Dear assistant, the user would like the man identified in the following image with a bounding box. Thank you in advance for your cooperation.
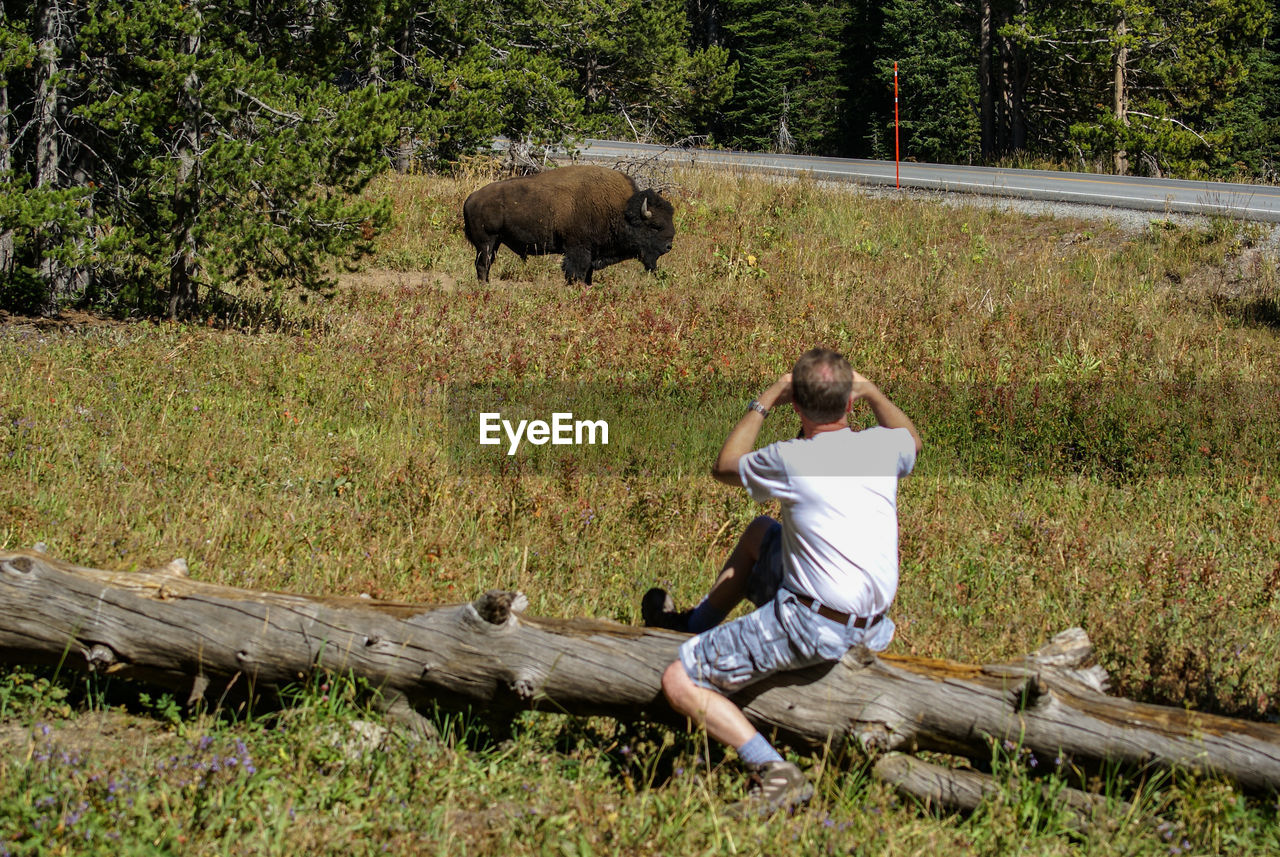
[642,348,922,816]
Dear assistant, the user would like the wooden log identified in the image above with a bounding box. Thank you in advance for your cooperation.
[4,548,1280,792]
[871,754,1132,832]
[0,548,682,724]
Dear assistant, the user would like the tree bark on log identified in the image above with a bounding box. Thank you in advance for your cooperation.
[4,548,1280,795]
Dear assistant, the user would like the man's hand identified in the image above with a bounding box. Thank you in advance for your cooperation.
[759,373,793,410]
[850,369,871,403]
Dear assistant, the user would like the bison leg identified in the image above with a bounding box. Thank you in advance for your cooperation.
[562,247,593,285]
[473,242,498,283]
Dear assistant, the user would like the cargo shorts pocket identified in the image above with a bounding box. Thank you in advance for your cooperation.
[682,605,793,692]
[709,647,754,690]
[812,618,854,660]
[680,631,756,691]
[776,594,853,662]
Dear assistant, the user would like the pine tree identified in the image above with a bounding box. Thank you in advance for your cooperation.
[494,0,734,144]
[1008,0,1272,175]
[873,0,981,163]
[1,4,27,283]
[1226,0,1280,180]
[977,0,1028,158]
[0,0,410,317]
[719,0,853,153]
[0,1,92,313]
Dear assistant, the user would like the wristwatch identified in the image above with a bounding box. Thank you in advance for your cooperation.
[746,399,769,417]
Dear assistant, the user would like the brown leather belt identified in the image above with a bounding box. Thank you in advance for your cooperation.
[791,591,884,629]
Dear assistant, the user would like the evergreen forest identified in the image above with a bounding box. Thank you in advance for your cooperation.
[3,0,1279,317]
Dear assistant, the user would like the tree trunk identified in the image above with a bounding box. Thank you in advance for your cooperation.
[687,0,723,49]
[1113,15,1129,176]
[67,149,93,299]
[393,15,415,175]
[0,6,12,279]
[979,0,995,158]
[1009,0,1027,152]
[169,9,202,320]
[35,0,64,306]
[5,548,1280,794]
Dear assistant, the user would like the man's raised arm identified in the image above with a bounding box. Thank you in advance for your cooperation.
[852,371,923,456]
[711,374,792,486]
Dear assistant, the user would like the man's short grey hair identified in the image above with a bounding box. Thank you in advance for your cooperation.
[792,348,853,423]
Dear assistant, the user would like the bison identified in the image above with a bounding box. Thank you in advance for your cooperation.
[462,165,675,285]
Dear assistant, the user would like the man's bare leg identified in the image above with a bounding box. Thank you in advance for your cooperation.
[660,656,813,815]
[660,660,756,747]
[643,515,775,630]
[702,515,775,614]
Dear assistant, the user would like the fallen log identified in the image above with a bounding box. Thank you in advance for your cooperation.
[871,753,1135,833]
[4,548,1280,796]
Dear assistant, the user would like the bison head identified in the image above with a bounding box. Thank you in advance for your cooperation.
[624,189,676,272]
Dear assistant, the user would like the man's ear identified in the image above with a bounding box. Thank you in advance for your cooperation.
[845,394,855,413]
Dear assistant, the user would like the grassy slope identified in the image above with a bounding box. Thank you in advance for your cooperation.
[1,167,1279,855]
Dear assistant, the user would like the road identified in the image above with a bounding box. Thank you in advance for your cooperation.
[572,139,1280,224]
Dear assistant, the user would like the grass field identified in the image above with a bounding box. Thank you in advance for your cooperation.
[2,165,1279,855]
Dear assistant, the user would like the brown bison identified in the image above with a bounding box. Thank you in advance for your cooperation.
[462,165,675,284]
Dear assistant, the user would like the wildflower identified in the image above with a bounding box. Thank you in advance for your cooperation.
[64,801,89,827]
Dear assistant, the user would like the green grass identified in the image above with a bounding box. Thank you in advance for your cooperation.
[2,165,1279,854]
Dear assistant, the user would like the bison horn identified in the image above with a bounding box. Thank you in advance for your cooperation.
[641,197,651,219]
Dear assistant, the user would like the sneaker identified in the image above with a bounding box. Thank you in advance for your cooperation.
[727,760,814,818]
[640,587,692,632]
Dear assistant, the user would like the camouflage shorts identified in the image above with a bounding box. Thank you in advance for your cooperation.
[678,521,895,693]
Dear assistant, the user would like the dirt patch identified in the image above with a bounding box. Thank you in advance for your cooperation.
[0,709,180,767]
[0,308,135,333]
[343,269,462,294]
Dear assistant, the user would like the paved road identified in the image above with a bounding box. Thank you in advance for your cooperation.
[573,139,1280,224]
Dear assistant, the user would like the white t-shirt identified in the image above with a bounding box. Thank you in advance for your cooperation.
[738,426,917,616]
